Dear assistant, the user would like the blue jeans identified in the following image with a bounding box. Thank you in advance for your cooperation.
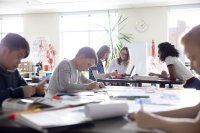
[183,78,200,90]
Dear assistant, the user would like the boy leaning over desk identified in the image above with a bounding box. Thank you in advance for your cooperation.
[128,25,200,133]
[45,46,105,98]
[0,33,47,107]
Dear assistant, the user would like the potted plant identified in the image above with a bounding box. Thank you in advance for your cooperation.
[98,10,133,67]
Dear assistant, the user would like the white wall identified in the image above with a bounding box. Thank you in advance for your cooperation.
[22,6,169,69]
[119,7,168,53]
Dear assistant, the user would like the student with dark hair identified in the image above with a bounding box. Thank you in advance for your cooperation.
[89,45,116,81]
[108,46,130,74]
[0,33,47,106]
[149,42,200,90]
[46,46,104,97]
[128,24,200,133]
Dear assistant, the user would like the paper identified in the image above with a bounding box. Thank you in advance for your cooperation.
[85,102,128,120]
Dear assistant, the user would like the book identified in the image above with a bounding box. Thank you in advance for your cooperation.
[2,98,52,111]
[14,102,128,133]
[15,106,93,133]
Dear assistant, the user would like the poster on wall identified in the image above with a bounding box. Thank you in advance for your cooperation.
[29,36,56,71]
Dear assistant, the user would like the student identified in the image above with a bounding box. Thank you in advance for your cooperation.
[149,42,200,90]
[0,33,47,106]
[46,46,104,97]
[128,25,200,133]
[89,45,116,81]
[107,46,130,74]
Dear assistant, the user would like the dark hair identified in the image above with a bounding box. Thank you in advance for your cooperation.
[97,45,110,66]
[0,33,30,58]
[117,46,130,66]
[158,42,179,61]
[76,46,97,64]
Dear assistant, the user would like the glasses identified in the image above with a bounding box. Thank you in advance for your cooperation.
[120,52,128,56]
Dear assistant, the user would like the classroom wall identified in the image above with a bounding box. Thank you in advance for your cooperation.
[23,13,60,67]
[22,6,169,68]
[118,6,168,52]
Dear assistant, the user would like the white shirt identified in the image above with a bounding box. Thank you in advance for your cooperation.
[107,58,128,74]
[165,56,193,81]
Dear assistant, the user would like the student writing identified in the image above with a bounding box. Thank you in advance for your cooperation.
[0,33,47,106]
[46,46,104,97]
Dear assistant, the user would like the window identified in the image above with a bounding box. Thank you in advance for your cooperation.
[0,16,23,40]
[60,11,118,60]
[168,7,200,76]
[168,7,200,63]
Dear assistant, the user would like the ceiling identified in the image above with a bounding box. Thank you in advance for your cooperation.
[0,0,200,14]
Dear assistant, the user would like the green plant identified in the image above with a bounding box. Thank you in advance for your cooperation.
[98,11,133,67]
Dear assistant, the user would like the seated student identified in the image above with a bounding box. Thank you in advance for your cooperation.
[89,45,116,81]
[149,42,200,90]
[128,25,200,133]
[107,46,130,74]
[0,33,47,106]
[46,46,104,97]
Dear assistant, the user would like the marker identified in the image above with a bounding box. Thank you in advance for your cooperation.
[0,108,42,120]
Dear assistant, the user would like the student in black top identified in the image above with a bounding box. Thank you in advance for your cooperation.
[0,33,47,106]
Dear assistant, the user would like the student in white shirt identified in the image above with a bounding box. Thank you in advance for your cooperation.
[108,46,130,74]
[149,42,200,90]
[128,24,200,133]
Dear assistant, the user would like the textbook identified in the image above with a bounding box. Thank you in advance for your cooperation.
[2,98,52,111]
[15,107,93,133]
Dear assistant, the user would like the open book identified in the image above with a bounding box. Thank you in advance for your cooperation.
[2,98,52,111]
[15,107,93,133]
[14,102,128,133]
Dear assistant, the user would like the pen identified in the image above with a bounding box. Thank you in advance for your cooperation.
[140,99,143,111]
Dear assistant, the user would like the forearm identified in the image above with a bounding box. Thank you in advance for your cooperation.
[154,105,200,118]
[64,83,88,92]
[0,87,24,106]
[93,71,107,79]
[155,117,200,133]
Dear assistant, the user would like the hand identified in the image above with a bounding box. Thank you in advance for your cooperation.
[22,85,36,97]
[98,82,105,88]
[149,72,156,76]
[36,78,48,95]
[87,82,100,90]
[128,112,137,121]
[161,71,168,78]
[135,111,157,129]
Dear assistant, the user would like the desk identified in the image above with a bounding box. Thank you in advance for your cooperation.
[0,87,199,133]
[97,78,183,88]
